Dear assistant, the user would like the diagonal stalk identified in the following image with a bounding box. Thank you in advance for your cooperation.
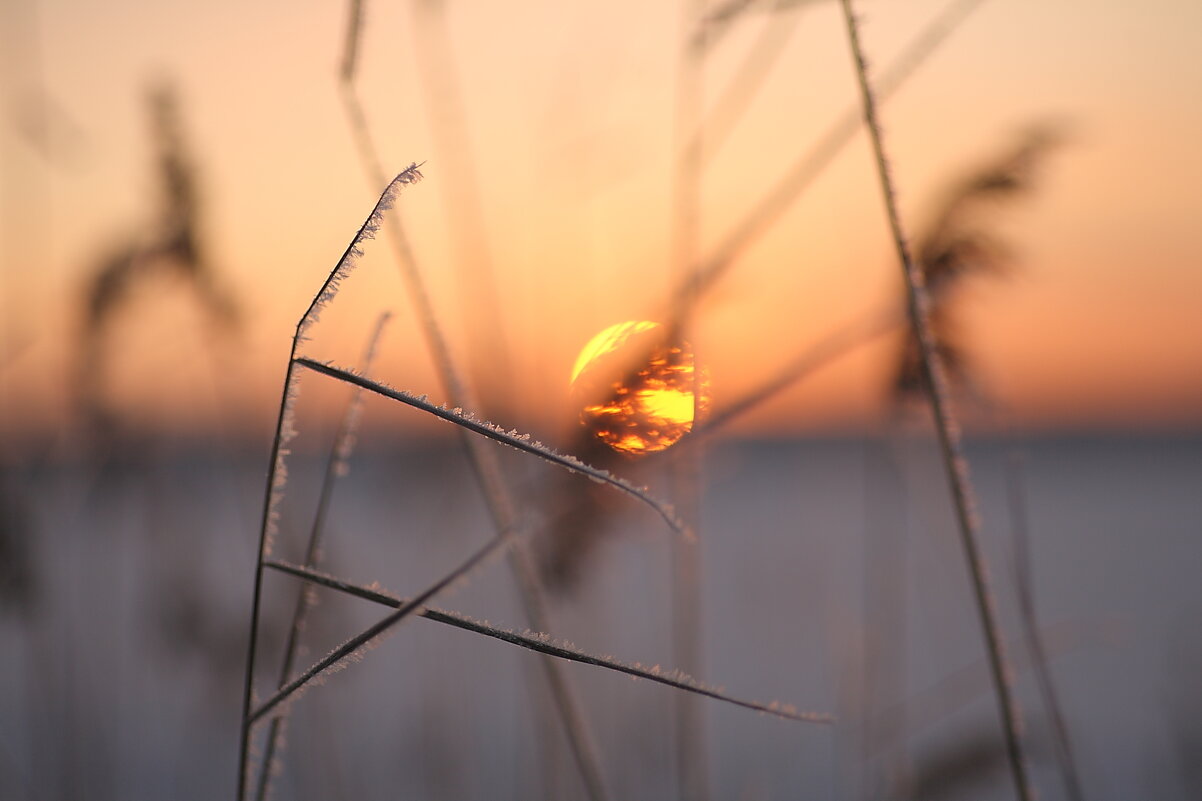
[294,358,688,537]
[837,2,1032,799]
[1007,455,1086,801]
[338,17,615,795]
[670,1,710,798]
[262,559,835,725]
[253,313,391,801]
[237,167,423,800]
[249,523,516,725]
[670,0,990,319]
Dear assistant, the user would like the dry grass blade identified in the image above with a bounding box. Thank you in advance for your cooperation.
[872,617,1111,748]
[249,525,515,726]
[1007,455,1086,801]
[253,312,391,801]
[672,0,990,318]
[337,11,612,797]
[698,306,903,436]
[339,0,364,83]
[293,357,689,537]
[411,0,514,415]
[297,166,424,341]
[692,0,808,166]
[837,1,1032,799]
[671,0,709,791]
[263,560,835,725]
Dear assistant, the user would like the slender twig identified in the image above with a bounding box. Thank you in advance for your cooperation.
[671,1,710,798]
[249,526,515,725]
[253,312,391,801]
[872,616,1109,748]
[337,12,613,796]
[410,0,514,414]
[294,357,688,537]
[860,435,912,799]
[339,0,364,83]
[837,3,1032,800]
[1007,454,1086,801]
[671,0,989,318]
[237,167,423,800]
[692,0,807,167]
[263,560,835,725]
[696,305,902,436]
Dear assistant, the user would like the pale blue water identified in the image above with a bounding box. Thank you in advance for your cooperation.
[2,432,1199,800]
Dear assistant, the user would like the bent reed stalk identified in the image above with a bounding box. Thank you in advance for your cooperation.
[239,165,700,798]
[253,312,391,801]
[237,165,422,801]
[263,559,834,725]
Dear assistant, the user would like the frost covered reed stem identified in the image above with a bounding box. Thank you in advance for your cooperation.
[253,312,391,801]
[836,3,1032,799]
[237,167,422,801]
[262,559,835,725]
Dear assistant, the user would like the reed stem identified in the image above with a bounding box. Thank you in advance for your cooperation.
[837,2,1032,798]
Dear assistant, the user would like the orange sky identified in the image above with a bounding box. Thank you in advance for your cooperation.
[2,0,1200,447]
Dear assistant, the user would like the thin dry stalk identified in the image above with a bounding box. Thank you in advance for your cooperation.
[836,3,1032,799]
[411,0,514,416]
[295,358,688,537]
[670,0,989,318]
[253,312,391,801]
[691,0,808,167]
[872,616,1109,749]
[337,12,614,792]
[1007,454,1086,801]
[696,305,902,436]
[237,166,423,801]
[249,524,516,725]
[860,437,912,799]
[263,559,835,725]
[670,0,710,797]
[339,0,364,83]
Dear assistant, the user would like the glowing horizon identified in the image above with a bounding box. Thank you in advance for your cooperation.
[2,0,1200,447]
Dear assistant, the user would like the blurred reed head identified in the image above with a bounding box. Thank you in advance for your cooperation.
[892,124,1064,405]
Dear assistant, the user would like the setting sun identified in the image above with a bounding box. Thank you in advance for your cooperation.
[569,321,710,455]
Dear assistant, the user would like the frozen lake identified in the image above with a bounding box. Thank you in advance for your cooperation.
[3,431,1200,800]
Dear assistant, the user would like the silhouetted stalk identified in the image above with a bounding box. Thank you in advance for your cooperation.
[1007,454,1086,801]
[411,0,514,416]
[872,616,1108,749]
[672,0,989,316]
[837,3,1032,800]
[295,358,687,537]
[249,527,515,725]
[338,13,613,795]
[339,0,364,83]
[253,312,390,801]
[692,0,805,167]
[672,1,710,797]
[262,560,835,724]
[697,305,902,436]
[237,168,422,800]
[860,437,911,799]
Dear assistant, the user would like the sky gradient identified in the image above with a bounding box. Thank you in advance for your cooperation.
[2,0,1200,446]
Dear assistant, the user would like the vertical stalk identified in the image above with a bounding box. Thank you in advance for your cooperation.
[671,2,709,799]
[253,313,390,801]
[338,42,612,798]
[1007,454,1086,801]
[836,2,1032,799]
